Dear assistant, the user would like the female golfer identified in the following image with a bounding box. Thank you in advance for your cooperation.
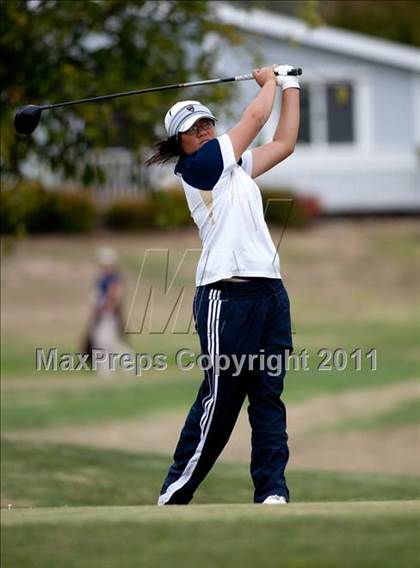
[146,65,300,505]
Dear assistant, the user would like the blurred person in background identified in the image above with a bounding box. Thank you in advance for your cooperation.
[82,246,129,376]
[147,65,300,505]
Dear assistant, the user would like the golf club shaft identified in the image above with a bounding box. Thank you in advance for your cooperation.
[39,69,302,111]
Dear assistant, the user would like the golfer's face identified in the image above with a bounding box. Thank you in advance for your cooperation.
[180,118,215,154]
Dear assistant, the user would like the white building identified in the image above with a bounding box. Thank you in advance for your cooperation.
[65,4,420,213]
[210,4,420,213]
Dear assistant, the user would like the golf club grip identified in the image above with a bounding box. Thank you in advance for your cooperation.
[287,68,302,76]
[235,68,302,81]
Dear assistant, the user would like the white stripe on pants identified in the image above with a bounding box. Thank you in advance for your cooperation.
[158,290,221,505]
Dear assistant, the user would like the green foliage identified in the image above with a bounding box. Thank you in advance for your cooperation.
[296,0,324,28]
[104,197,159,231]
[261,189,321,228]
[104,188,320,232]
[104,190,191,231]
[0,184,319,235]
[29,190,97,233]
[1,1,237,184]
[0,182,96,234]
[250,0,420,47]
[0,180,43,235]
[151,189,191,229]
[328,0,420,47]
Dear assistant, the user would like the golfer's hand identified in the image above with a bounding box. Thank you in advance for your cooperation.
[274,64,300,91]
[253,66,276,88]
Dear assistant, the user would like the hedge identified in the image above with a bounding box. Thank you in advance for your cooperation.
[1,182,321,234]
[151,189,191,229]
[104,189,320,232]
[104,198,159,231]
[104,190,191,231]
[1,181,96,234]
[261,188,322,229]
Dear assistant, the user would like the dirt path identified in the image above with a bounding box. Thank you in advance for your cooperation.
[6,379,420,476]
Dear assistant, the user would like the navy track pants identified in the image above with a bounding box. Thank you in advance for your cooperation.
[158,278,293,505]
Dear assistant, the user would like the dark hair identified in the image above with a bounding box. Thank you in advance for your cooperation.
[145,135,184,167]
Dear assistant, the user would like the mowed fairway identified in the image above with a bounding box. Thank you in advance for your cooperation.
[3,502,420,568]
[2,440,420,567]
[1,219,420,567]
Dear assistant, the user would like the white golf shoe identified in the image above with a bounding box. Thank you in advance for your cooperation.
[262,495,287,505]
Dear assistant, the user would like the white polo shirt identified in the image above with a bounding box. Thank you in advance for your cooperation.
[175,134,281,286]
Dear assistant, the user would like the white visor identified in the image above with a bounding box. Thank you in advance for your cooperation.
[178,112,215,133]
[165,101,216,138]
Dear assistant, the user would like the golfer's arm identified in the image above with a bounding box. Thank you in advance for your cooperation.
[251,88,300,178]
[228,79,277,162]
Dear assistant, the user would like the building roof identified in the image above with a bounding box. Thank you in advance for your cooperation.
[216,3,420,72]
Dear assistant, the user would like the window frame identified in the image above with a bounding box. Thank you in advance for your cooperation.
[263,68,373,154]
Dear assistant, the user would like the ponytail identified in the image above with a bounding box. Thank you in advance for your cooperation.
[145,136,183,167]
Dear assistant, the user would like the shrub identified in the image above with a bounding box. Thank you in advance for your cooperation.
[0,181,96,234]
[104,190,191,231]
[28,190,96,233]
[0,182,321,235]
[104,198,159,231]
[1,180,44,234]
[151,189,191,229]
[261,188,321,228]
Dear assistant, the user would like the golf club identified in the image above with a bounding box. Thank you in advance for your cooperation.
[14,67,302,135]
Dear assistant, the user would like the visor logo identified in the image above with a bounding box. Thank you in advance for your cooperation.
[186,105,194,112]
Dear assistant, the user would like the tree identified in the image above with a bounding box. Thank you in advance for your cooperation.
[325,0,420,48]
[235,1,420,46]
[0,0,239,186]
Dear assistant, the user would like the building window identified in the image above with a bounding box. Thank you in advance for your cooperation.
[297,82,355,145]
[327,83,354,143]
[297,85,311,144]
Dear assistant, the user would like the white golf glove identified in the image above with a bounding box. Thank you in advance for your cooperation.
[274,65,300,91]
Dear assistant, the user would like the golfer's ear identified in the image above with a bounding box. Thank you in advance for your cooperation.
[228,112,263,162]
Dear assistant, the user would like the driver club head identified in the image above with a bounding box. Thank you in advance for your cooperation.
[14,105,43,135]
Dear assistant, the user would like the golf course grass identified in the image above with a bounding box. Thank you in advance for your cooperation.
[2,440,420,507]
[2,440,420,567]
[2,222,419,567]
[3,502,420,568]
